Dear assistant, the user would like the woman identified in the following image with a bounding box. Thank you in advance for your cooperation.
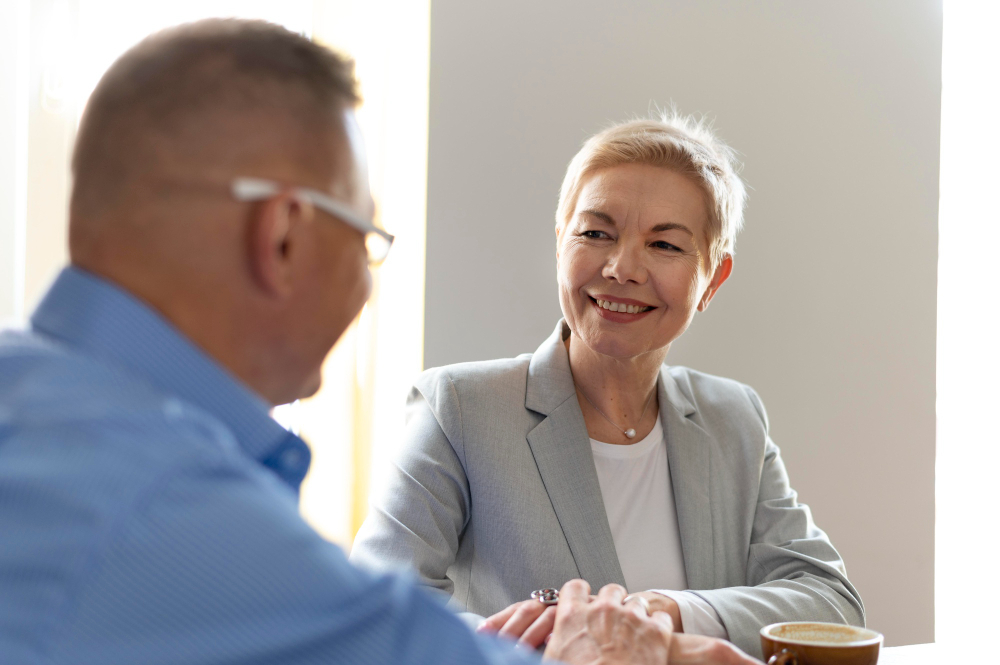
[350,113,864,658]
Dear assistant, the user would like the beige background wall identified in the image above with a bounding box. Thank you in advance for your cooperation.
[424,0,941,647]
[0,1,24,324]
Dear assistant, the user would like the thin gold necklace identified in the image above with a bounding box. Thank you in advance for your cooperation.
[577,387,655,439]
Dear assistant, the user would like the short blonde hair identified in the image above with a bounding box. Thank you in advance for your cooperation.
[556,112,747,268]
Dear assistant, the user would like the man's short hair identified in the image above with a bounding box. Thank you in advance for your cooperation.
[70,18,360,223]
[556,112,747,269]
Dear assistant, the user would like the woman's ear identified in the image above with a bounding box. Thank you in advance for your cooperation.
[247,190,313,298]
[698,254,734,312]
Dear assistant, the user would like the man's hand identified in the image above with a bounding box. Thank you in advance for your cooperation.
[543,580,674,665]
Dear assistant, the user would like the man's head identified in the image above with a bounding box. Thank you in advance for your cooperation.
[69,19,375,405]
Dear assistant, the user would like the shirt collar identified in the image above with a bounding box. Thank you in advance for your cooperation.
[30,266,311,491]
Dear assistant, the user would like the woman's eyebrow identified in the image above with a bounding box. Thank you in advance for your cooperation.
[581,210,694,237]
[650,222,694,236]
[580,209,616,225]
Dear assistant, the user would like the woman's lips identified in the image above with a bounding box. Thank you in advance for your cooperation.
[588,295,656,321]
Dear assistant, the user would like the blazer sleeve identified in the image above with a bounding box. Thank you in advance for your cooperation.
[350,369,470,600]
[691,386,866,658]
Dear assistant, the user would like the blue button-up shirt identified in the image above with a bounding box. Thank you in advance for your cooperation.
[0,267,537,665]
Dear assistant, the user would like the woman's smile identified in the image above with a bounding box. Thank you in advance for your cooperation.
[587,293,657,321]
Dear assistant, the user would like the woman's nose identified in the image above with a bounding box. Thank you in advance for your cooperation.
[602,242,646,284]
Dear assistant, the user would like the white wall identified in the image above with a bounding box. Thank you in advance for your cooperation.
[935,0,1000,645]
[425,0,940,647]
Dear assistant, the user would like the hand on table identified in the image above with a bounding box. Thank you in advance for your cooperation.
[542,580,674,664]
[479,588,683,649]
[477,580,762,665]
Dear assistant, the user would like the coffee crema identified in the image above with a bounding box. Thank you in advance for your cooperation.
[766,623,881,646]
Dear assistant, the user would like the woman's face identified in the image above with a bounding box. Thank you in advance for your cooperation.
[556,163,731,361]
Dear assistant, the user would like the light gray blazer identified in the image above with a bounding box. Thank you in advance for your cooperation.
[350,321,864,657]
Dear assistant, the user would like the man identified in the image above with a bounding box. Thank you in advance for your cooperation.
[0,19,759,665]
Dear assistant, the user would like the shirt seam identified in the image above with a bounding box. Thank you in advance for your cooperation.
[741,384,768,432]
[441,372,475,613]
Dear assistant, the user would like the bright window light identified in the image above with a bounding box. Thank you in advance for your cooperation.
[72,1,314,119]
[936,0,1000,645]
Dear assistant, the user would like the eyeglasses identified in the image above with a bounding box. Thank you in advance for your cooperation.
[231,177,394,265]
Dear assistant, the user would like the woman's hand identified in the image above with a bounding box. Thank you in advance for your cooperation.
[624,591,684,633]
[478,597,558,649]
[667,633,761,665]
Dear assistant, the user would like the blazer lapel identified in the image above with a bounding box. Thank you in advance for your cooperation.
[659,368,716,590]
[525,321,626,591]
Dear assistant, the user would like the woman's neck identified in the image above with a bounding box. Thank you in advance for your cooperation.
[565,334,667,445]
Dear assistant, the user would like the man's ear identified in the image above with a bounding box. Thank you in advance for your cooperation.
[247,191,313,298]
[698,254,733,312]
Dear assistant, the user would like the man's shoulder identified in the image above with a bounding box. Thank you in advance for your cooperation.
[0,328,242,482]
[0,329,267,655]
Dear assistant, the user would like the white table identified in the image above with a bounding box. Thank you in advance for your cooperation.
[878,643,938,664]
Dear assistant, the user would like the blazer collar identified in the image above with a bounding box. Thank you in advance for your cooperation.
[524,321,618,588]
[524,319,715,591]
[525,320,576,415]
[657,371,716,590]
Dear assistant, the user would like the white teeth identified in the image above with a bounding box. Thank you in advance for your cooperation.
[594,297,651,314]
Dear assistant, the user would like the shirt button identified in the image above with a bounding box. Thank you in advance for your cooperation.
[280,447,303,470]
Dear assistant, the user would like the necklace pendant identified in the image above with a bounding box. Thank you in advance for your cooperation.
[625,428,636,439]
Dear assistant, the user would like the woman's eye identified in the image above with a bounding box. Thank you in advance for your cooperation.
[652,241,680,251]
[581,230,610,240]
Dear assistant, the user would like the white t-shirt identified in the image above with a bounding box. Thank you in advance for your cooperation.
[590,415,728,639]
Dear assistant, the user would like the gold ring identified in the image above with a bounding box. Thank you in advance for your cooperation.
[622,593,651,616]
